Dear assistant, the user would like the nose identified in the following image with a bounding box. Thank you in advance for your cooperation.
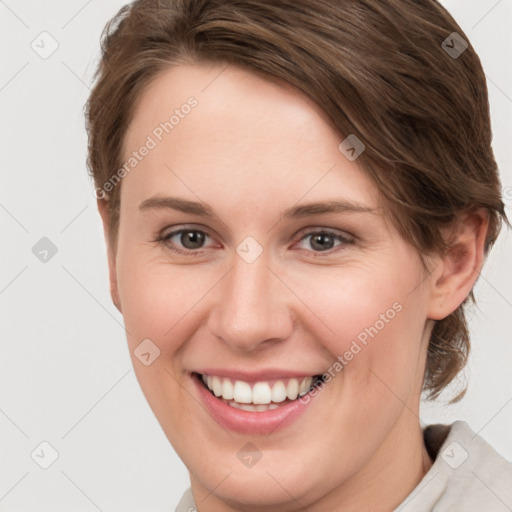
[207,251,294,352]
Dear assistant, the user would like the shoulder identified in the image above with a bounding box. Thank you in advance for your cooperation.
[173,487,195,512]
[397,421,512,511]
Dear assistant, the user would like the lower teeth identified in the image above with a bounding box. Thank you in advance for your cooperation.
[223,399,282,412]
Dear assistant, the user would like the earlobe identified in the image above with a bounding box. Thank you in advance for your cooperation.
[427,209,489,321]
[97,199,122,313]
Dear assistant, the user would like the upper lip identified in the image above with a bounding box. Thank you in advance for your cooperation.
[193,368,322,383]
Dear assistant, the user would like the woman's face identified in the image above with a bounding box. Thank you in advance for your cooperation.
[110,63,435,508]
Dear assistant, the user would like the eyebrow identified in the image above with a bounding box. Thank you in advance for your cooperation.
[138,196,377,218]
[139,196,215,217]
[281,199,377,218]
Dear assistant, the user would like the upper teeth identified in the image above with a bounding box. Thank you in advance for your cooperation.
[202,375,314,404]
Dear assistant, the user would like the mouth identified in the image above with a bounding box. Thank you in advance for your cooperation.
[193,372,324,412]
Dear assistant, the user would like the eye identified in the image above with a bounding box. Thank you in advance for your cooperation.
[156,227,216,255]
[155,226,354,257]
[294,229,353,254]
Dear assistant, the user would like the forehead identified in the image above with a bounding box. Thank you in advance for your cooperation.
[125,62,334,146]
[121,63,381,212]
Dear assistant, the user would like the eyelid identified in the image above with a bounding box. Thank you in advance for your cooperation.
[157,223,215,241]
[293,226,355,244]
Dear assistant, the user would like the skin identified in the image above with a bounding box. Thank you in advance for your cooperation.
[98,63,488,511]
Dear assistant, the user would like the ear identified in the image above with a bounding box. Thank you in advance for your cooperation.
[427,209,489,320]
[97,199,122,313]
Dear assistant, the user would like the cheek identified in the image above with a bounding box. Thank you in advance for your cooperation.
[116,251,215,350]
[286,262,427,392]
[297,268,428,461]
[115,251,211,432]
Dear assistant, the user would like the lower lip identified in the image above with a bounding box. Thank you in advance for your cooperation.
[192,373,315,435]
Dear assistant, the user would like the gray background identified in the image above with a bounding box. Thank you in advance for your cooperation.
[1,1,511,510]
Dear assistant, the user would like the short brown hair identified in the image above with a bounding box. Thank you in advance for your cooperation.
[85,0,507,400]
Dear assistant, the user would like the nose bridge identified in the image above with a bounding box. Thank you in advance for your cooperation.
[208,252,292,351]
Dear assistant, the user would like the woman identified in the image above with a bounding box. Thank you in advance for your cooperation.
[85,0,512,510]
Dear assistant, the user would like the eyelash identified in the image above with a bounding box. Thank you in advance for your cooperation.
[154,226,354,257]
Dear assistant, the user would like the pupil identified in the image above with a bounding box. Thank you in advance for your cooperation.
[181,231,205,249]
[311,233,334,251]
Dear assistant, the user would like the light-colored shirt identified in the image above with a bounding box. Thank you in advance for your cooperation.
[174,421,512,511]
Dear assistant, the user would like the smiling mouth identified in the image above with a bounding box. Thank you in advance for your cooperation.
[194,372,324,412]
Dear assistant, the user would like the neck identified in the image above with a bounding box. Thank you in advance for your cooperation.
[315,412,433,512]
